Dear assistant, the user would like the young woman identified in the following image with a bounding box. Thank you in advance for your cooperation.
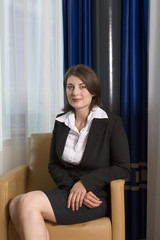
[9,64,130,240]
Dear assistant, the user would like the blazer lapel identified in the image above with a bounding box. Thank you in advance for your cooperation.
[56,122,70,159]
[55,118,108,166]
[79,118,108,167]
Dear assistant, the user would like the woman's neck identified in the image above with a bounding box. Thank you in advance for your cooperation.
[75,109,90,132]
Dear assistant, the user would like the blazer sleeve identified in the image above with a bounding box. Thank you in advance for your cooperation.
[48,122,75,190]
[79,116,130,192]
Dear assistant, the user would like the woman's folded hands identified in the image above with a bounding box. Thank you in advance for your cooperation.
[67,181,102,211]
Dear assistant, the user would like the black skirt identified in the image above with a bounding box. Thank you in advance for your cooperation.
[43,188,108,225]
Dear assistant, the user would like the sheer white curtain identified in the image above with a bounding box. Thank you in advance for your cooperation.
[147,0,160,239]
[0,0,64,176]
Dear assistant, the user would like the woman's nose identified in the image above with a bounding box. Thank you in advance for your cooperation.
[72,87,79,95]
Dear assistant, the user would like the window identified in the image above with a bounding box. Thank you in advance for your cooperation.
[0,0,64,174]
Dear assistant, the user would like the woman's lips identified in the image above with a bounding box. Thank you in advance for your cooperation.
[72,98,81,102]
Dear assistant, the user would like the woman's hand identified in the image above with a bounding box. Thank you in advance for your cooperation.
[67,181,86,211]
[83,191,102,208]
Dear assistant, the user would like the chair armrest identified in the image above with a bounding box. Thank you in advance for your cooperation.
[0,165,28,240]
[110,179,125,240]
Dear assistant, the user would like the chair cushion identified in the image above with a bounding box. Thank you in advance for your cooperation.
[9,217,112,240]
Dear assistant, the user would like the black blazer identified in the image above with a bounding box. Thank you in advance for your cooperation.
[48,113,130,197]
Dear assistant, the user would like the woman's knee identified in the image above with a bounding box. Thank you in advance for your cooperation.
[18,192,38,220]
[10,191,56,223]
[18,191,50,220]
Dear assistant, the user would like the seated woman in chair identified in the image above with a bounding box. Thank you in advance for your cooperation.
[9,64,130,240]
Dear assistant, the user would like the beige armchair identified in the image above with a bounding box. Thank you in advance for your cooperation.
[0,133,125,240]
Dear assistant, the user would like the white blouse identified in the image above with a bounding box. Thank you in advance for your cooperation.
[56,106,108,165]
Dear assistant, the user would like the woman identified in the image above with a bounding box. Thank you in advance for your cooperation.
[9,64,130,240]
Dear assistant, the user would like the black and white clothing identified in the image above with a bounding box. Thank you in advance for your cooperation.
[43,107,130,224]
[56,106,108,165]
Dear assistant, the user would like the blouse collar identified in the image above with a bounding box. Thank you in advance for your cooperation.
[56,106,108,133]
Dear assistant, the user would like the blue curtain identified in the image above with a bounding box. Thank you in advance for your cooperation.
[63,0,122,114]
[62,0,149,239]
[121,0,149,239]
[62,0,92,72]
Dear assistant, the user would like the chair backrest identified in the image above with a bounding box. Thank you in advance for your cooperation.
[27,133,56,192]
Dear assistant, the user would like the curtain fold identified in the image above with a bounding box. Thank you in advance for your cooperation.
[62,0,92,72]
[91,0,122,114]
[121,0,149,239]
[0,0,64,175]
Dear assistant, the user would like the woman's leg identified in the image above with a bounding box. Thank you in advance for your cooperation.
[9,191,56,240]
[9,194,23,236]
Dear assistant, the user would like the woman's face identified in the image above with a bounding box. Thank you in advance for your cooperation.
[66,75,94,113]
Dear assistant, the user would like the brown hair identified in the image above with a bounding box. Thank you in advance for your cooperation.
[63,64,103,112]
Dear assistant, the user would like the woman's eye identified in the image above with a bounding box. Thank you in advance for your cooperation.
[80,85,86,89]
[67,85,73,89]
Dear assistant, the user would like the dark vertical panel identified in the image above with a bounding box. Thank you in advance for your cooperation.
[92,0,122,114]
